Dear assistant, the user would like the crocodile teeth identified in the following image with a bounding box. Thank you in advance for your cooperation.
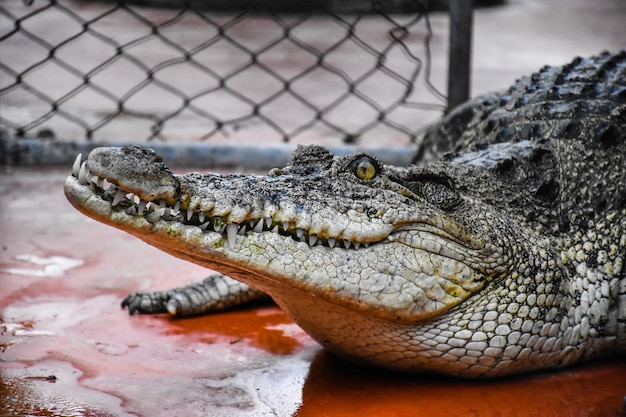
[138,199,147,214]
[253,219,264,233]
[342,240,351,249]
[199,212,205,223]
[78,162,89,185]
[186,207,193,221]
[146,208,165,223]
[112,189,125,206]
[328,238,336,248]
[226,223,238,248]
[308,234,318,246]
[296,228,305,239]
[72,153,82,177]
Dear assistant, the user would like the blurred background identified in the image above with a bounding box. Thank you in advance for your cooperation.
[2,0,623,167]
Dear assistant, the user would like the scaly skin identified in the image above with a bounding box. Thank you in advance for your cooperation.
[64,53,625,377]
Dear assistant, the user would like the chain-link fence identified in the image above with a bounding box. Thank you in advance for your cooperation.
[1,0,450,148]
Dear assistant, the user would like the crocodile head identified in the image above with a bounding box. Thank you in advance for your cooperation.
[65,144,554,374]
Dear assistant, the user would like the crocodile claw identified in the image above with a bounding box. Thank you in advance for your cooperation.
[121,291,171,315]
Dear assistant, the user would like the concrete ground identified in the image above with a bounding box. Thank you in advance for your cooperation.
[2,167,626,417]
[1,0,626,416]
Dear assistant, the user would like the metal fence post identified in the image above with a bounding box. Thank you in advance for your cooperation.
[447,0,473,112]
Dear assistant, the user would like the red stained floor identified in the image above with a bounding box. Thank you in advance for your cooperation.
[2,168,626,417]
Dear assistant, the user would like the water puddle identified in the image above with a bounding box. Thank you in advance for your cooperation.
[1,360,134,417]
[1,254,83,278]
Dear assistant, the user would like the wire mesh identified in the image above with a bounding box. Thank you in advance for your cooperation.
[0,0,447,146]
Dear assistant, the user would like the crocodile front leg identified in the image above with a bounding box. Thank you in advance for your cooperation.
[121,274,268,317]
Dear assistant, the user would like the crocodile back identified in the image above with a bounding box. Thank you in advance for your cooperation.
[416,51,626,162]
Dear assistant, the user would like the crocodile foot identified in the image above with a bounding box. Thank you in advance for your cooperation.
[121,274,267,317]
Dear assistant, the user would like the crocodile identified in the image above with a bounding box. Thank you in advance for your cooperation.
[64,52,626,378]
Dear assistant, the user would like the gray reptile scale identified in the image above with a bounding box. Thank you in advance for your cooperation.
[64,51,626,377]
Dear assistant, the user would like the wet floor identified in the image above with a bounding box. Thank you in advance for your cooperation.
[2,0,626,413]
[1,167,626,417]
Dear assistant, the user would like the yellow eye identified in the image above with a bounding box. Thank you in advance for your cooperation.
[352,157,378,181]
